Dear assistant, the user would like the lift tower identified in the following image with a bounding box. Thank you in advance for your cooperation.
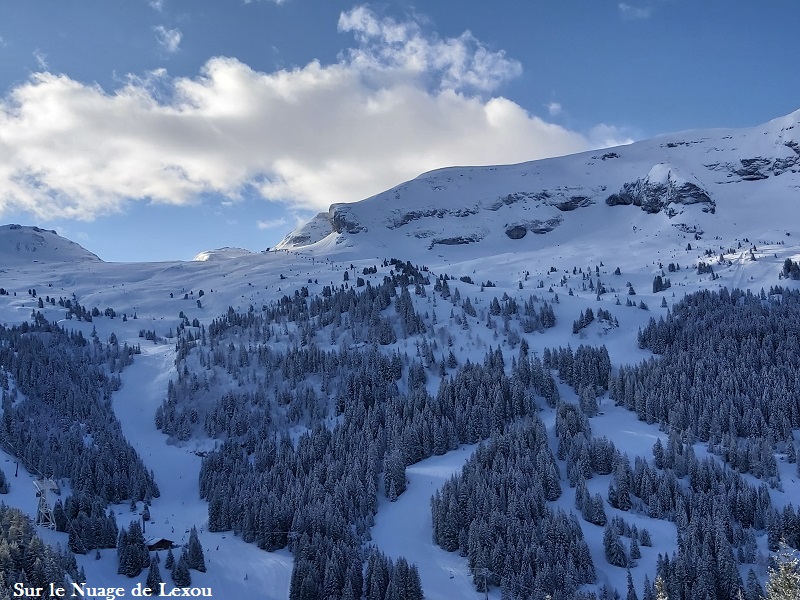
[33,479,60,529]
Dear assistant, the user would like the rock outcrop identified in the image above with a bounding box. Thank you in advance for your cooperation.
[606,164,715,215]
[330,205,367,234]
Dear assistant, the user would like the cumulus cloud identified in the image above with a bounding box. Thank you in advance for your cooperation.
[154,25,182,54]
[0,5,629,221]
[338,6,521,93]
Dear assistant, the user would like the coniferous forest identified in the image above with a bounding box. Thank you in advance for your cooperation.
[2,255,800,598]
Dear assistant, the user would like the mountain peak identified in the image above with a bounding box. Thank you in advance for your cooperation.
[0,224,101,265]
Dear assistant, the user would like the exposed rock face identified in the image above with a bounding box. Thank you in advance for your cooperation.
[504,217,562,239]
[555,196,593,211]
[735,158,772,180]
[428,233,485,249]
[704,146,799,180]
[282,234,311,245]
[330,205,367,234]
[606,164,715,214]
[486,191,550,211]
[529,218,562,234]
[388,207,479,229]
[605,193,633,207]
[505,225,527,239]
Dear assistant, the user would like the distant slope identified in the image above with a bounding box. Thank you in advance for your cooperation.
[192,247,255,261]
[276,108,800,261]
[0,224,101,265]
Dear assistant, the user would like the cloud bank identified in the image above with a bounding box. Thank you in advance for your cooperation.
[0,6,628,221]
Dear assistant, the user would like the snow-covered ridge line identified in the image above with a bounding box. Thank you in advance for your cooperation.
[276,108,799,262]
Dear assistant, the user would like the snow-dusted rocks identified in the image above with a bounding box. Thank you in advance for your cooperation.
[330,203,368,234]
[504,217,562,239]
[605,163,714,215]
[276,212,332,248]
[504,224,528,239]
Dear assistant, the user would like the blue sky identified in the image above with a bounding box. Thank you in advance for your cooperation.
[1,1,798,262]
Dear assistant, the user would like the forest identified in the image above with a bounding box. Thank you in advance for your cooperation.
[1,260,800,598]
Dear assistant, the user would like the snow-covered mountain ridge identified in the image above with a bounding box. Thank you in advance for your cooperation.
[277,109,800,258]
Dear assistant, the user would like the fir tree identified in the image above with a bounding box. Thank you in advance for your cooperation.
[145,556,162,595]
[186,526,206,572]
[746,568,764,600]
[604,524,627,567]
[172,552,192,587]
[626,570,639,600]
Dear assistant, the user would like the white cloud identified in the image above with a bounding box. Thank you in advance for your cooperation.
[0,5,630,221]
[0,37,8,48]
[337,6,521,93]
[33,49,48,70]
[154,25,182,54]
[618,3,653,19]
[148,0,164,11]
[547,102,562,117]
[257,217,288,230]
[587,124,635,148]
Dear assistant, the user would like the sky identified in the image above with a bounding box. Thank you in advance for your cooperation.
[0,0,798,262]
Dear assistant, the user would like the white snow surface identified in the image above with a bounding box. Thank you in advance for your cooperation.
[0,224,101,265]
[1,109,800,599]
[192,247,255,261]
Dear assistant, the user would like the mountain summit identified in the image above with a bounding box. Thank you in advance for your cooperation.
[0,224,101,265]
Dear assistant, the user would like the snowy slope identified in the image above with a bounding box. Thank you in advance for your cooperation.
[1,109,800,600]
[192,247,255,261]
[0,224,101,265]
[277,108,800,267]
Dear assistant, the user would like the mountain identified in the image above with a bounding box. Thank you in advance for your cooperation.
[0,224,101,265]
[2,111,800,600]
[277,109,800,263]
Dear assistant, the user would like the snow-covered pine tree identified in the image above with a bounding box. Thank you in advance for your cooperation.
[145,556,162,594]
[603,524,627,567]
[186,526,206,572]
[172,552,191,587]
